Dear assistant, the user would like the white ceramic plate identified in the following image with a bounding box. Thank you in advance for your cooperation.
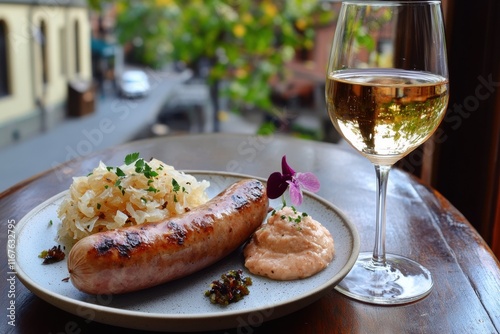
[15,171,359,332]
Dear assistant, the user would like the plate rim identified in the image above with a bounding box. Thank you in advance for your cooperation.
[14,170,360,330]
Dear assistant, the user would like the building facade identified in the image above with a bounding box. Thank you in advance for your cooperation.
[0,0,92,147]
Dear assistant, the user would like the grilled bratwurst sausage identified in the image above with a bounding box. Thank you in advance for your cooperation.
[67,179,268,294]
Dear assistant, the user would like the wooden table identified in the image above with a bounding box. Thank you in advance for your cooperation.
[2,133,499,333]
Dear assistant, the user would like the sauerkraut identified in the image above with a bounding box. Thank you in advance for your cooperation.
[57,155,209,247]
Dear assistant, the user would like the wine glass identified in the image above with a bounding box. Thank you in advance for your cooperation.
[326,1,449,304]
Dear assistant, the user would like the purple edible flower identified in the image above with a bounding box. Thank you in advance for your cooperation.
[266,155,320,206]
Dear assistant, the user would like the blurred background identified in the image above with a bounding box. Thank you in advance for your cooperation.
[0,0,498,257]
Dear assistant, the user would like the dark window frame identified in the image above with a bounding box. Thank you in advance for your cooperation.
[74,20,80,74]
[0,20,10,97]
[40,20,48,84]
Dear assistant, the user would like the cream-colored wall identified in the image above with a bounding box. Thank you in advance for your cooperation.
[0,5,33,123]
[0,3,91,125]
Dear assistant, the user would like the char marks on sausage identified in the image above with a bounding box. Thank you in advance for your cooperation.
[68,179,269,294]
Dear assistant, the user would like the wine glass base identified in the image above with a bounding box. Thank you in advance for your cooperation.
[335,252,433,305]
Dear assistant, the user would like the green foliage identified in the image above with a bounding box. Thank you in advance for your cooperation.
[94,0,335,113]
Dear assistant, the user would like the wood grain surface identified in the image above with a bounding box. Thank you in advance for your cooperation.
[1,133,499,334]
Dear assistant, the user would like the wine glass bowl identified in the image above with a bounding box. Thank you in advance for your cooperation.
[326,1,449,304]
[326,68,449,165]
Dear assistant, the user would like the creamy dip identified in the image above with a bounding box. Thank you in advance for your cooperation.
[244,206,334,280]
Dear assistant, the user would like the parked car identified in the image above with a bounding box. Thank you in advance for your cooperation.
[118,70,150,98]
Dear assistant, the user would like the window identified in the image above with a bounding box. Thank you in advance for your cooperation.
[0,20,9,97]
[74,20,80,74]
[60,27,66,75]
[40,20,48,84]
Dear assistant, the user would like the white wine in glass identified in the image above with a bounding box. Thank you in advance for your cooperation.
[326,1,449,304]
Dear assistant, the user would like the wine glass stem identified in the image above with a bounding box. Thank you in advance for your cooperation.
[372,164,392,267]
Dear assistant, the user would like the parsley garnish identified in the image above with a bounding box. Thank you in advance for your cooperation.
[146,186,159,193]
[135,158,145,172]
[115,167,126,177]
[172,179,181,192]
[125,152,140,165]
[276,205,306,229]
[142,163,158,178]
[114,179,125,195]
[107,153,163,194]
[132,156,159,179]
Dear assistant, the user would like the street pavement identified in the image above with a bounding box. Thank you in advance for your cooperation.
[0,69,226,193]
[0,67,326,193]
